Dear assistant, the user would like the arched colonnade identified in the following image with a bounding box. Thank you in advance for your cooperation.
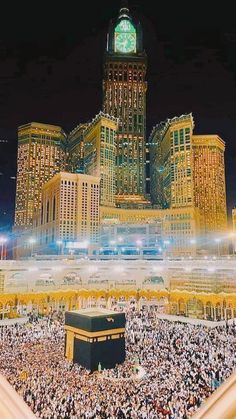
[1,289,236,321]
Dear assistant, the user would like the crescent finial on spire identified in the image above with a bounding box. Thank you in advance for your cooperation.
[120,0,129,11]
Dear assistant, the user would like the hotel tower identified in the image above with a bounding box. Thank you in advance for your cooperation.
[103,2,147,206]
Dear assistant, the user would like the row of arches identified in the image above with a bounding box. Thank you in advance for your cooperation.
[1,289,236,321]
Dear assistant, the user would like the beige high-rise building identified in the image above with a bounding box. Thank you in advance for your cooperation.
[14,122,66,229]
[84,112,118,207]
[150,114,227,237]
[192,135,227,234]
[33,172,100,252]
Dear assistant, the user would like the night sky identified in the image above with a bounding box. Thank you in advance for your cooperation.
[1,1,236,232]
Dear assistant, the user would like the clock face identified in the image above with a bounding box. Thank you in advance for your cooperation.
[115,33,136,53]
[115,19,136,54]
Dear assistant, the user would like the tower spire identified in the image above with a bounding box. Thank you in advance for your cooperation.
[119,0,130,19]
[120,0,129,10]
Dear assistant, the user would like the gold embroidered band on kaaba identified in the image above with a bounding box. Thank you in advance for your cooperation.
[65,325,125,344]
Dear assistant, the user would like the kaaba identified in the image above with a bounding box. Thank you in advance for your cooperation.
[64,308,126,371]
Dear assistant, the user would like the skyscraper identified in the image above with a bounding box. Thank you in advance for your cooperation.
[103,3,147,205]
[150,114,194,209]
[84,112,117,207]
[14,122,66,229]
[34,172,100,250]
[67,123,88,174]
[192,135,227,234]
[150,114,227,236]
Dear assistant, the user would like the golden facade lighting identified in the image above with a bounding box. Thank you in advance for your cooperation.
[103,5,147,203]
[83,112,118,208]
[14,122,66,228]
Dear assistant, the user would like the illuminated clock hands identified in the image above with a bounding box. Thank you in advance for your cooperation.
[115,19,136,53]
[116,33,135,53]
[121,38,128,50]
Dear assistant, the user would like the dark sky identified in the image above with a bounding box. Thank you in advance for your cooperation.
[1,1,236,232]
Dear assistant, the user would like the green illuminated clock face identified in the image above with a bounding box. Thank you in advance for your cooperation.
[115,19,136,53]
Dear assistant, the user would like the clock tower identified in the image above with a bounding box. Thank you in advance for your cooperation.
[103,2,147,206]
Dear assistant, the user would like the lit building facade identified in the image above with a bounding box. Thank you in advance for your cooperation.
[233,209,236,231]
[145,143,151,197]
[100,222,162,249]
[232,208,236,253]
[84,112,117,207]
[14,122,66,228]
[150,114,194,209]
[67,123,88,174]
[103,4,147,203]
[100,205,200,256]
[33,172,100,252]
[12,4,229,261]
[192,135,227,234]
[150,114,227,237]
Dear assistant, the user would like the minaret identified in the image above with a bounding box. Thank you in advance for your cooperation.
[103,2,147,206]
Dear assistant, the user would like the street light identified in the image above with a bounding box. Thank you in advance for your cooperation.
[0,236,7,260]
[28,238,36,257]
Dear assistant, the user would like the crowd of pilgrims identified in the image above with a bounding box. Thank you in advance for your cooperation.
[0,302,236,419]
